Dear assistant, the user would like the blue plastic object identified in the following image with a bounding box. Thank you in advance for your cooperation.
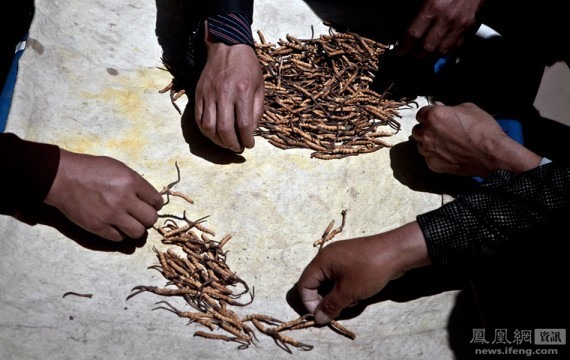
[1,35,27,133]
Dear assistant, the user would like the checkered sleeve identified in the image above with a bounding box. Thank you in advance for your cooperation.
[417,157,570,266]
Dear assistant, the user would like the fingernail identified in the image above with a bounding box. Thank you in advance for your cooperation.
[314,309,331,325]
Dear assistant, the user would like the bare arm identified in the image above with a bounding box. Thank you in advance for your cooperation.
[298,222,431,324]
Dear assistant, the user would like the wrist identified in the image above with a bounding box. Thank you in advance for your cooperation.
[489,135,542,174]
[44,148,73,209]
[396,222,432,271]
[380,222,431,276]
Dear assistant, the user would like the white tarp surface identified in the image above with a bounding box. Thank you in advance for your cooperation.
[1,1,458,359]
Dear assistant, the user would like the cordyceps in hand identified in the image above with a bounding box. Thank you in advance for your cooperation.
[128,163,356,352]
[255,27,411,159]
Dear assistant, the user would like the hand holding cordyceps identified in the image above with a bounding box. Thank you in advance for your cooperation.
[411,102,542,177]
[44,150,163,241]
[298,222,430,324]
[194,38,264,153]
[397,0,484,58]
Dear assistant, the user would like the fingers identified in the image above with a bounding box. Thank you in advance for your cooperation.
[253,86,265,129]
[235,92,256,149]
[196,89,248,153]
[196,97,221,147]
[314,285,355,325]
[113,212,147,240]
[397,0,479,58]
[298,258,356,325]
[97,226,125,242]
[195,96,205,129]
[128,199,159,229]
[135,178,164,211]
[397,14,432,56]
[411,123,425,143]
[237,82,264,149]
[298,264,326,315]
[421,20,448,55]
[437,30,463,55]
[217,103,242,152]
[415,101,446,124]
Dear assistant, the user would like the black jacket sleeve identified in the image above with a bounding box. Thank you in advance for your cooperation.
[0,133,60,215]
[206,0,253,17]
[417,157,570,267]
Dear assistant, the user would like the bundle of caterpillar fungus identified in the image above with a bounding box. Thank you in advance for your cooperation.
[128,164,355,353]
[255,29,409,159]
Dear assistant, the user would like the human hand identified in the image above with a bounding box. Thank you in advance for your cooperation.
[194,31,264,153]
[397,0,484,58]
[44,150,163,241]
[412,102,542,177]
[298,222,430,324]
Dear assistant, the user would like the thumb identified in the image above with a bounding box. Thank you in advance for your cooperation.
[314,285,355,324]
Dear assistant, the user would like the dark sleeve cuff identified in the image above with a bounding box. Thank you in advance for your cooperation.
[206,0,254,18]
[0,133,60,214]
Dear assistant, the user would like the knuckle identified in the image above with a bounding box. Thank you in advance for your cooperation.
[217,122,234,134]
[214,79,232,94]
[144,211,159,227]
[406,29,421,41]
[428,106,446,121]
[153,196,164,210]
[130,225,146,239]
[235,78,252,93]
[422,41,436,53]
[100,206,118,223]
[200,120,216,134]
[318,297,340,318]
[120,171,139,188]
[91,222,107,235]
[236,118,251,130]
[456,15,474,29]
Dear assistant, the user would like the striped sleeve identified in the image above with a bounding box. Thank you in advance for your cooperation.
[207,13,254,47]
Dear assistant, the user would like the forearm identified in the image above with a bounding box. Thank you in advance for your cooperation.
[417,157,570,266]
[388,222,432,272]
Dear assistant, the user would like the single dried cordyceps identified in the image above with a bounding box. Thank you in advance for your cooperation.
[255,29,409,159]
[128,164,355,352]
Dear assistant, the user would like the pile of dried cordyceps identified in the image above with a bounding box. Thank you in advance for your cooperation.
[255,29,408,159]
[128,164,355,353]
